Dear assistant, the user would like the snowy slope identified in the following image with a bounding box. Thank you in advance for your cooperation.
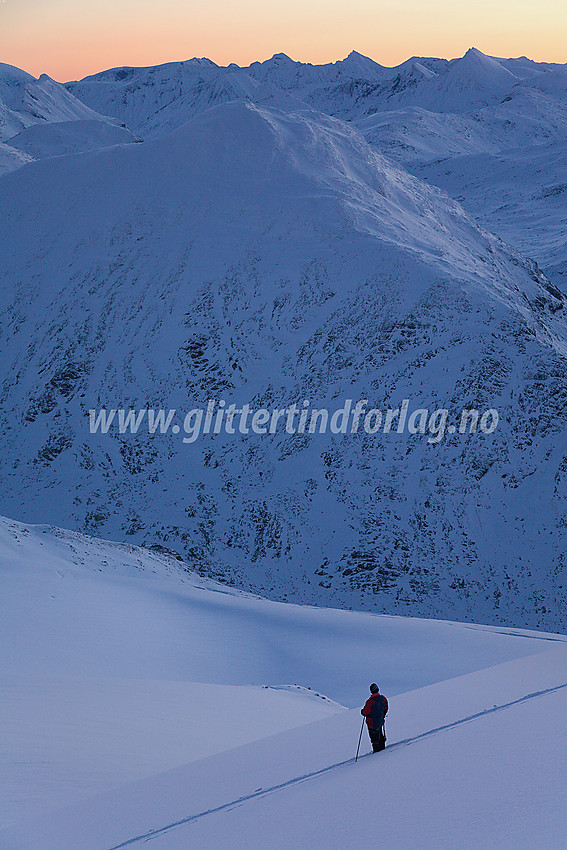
[60,49,567,292]
[353,83,567,166]
[0,141,34,176]
[417,139,567,287]
[146,649,567,850]
[66,58,306,139]
[3,643,566,850]
[0,515,562,834]
[0,63,110,141]
[7,119,138,160]
[0,101,566,630]
[0,63,138,174]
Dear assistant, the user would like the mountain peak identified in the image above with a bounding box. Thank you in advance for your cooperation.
[185,57,218,68]
[450,46,518,85]
[270,52,295,63]
[464,46,486,58]
[337,50,385,79]
[458,47,499,67]
[0,62,36,85]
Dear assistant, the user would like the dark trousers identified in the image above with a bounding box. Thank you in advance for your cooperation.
[369,725,386,752]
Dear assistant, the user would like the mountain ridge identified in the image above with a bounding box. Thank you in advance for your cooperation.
[1,100,566,630]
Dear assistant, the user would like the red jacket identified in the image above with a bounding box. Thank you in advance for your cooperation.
[361,692,388,729]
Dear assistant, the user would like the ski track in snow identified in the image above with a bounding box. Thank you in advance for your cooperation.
[107,680,567,849]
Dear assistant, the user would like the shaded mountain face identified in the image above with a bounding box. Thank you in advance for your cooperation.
[1,102,566,630]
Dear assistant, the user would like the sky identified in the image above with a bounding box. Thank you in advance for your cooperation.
[1,0,566,81]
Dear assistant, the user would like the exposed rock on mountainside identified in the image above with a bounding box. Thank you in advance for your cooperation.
[1,101,566,629]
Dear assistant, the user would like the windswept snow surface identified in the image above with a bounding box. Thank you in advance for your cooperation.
[0,515,562,833]
[2,610,565,849]
[7,119,138,160]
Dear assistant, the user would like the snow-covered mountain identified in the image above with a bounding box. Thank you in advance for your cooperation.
[66,57,306,139]
[1,516,565,847]
[59,48,567,289]
[7,48,567,287]
[0,63,108,139]
[1,100,566,630]
[64,47,567,134]
[416,138,567,288]
[0,63,138,170]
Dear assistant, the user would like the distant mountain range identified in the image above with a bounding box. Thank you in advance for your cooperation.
[1,50,566,630]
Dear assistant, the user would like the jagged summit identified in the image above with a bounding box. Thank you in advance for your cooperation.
[452,46,518,81]
[464,46,487,58]
[185,56,218,67]
[337,50,386,78]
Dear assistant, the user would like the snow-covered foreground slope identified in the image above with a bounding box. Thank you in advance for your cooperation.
[1,515,561,832]
[1,99,566,630]
[3,638,566,849]
[133,649,567,850]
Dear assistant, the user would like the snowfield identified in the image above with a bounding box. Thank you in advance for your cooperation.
[0,517,565,848]
[1,43,567,848]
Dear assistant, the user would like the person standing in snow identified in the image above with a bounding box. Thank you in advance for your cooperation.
[361,683,388,752]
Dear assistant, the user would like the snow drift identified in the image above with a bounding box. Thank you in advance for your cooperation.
[1,515,564,844]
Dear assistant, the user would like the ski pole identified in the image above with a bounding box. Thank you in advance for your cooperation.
[355,716,365,762]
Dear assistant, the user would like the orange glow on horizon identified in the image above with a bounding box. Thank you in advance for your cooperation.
[1,0,566,81]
